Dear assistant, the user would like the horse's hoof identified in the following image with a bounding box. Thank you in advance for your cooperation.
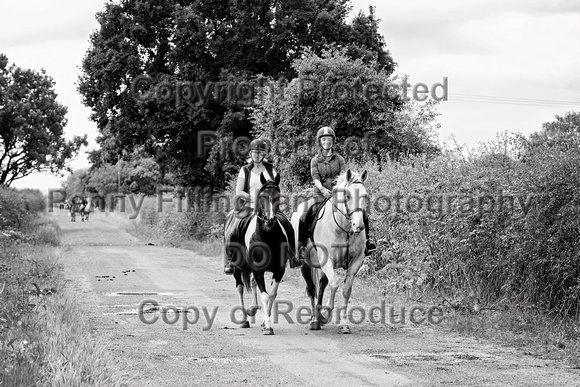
[340,325,351,334]
[318,307,332,325]
[240,321,250,328]
[309,320,321,330]
[246,306,259,317]
[262,327,274,335]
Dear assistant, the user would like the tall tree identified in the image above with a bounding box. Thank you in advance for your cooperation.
[78,0,394,189]
[250,48,440,188]
[0,54,87,186]
[86,147,163,196]
[517,111,580,159]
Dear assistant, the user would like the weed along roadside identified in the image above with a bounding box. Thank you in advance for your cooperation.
[0,187,127,386]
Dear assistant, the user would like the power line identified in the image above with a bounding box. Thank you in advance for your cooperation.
[448,93,580,108]
[453,93,580,104]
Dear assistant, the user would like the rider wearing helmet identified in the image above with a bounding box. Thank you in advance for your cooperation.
[223,138,301,274]
[297,127,376,260]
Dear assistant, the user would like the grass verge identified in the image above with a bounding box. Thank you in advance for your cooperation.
[0,219,127,386]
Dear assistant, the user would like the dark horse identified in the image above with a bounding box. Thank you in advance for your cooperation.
[228,173,293,335]
[69,196,84,222]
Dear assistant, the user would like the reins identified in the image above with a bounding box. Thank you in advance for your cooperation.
[327,180,366,266]
[330,182,366,234]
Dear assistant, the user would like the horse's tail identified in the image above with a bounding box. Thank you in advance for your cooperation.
[241,271,252,293]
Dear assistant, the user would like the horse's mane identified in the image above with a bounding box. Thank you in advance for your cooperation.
[258,178,280,195]
[333,170,364,188]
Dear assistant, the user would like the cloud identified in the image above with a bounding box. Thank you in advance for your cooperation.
[0,20,96,49]
[525,0,580,14]
[365,0,580,59]
[0,0,101,49]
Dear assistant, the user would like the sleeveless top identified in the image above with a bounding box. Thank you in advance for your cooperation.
[239,161,277,209]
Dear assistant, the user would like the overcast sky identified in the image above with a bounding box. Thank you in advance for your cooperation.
[2,0,580,192]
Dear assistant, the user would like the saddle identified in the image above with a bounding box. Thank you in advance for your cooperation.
[301,197,331,245]
[235,212,293,243]
[230,210,294,247]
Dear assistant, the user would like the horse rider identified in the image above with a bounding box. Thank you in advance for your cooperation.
[223,138,302,274]
[296,126,376,261]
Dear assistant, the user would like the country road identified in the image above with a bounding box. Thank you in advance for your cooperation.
[50,209,580,386]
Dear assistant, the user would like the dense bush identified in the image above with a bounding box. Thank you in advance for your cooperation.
[0,187,46,231]
[18,189,45,213]
[0,186,28,230]
[363,133,579,318]
[132,195,225,246]
[515,147,580,317]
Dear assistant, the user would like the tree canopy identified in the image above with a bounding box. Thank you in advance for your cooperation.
[250,48,440,188]
[515,111,580,160]
[0,54,87,186]
[78,0,395,189]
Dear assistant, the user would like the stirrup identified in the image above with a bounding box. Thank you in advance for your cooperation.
[298,246,309,261]
[289,257,303,269]
[224,262,234,275]
[364,241,377,256]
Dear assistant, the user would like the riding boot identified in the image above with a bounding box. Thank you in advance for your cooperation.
[224,246,235,275]
[363,210,376,256]
[297,217,308,262]
[277,212,302,269]
[224,213,238,275]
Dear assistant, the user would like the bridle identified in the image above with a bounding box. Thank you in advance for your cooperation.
[256,182,280,224]
[330,181,367,235]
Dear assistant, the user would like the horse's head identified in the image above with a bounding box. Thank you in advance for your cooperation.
[257,172,281,227]
[333,169,368,234]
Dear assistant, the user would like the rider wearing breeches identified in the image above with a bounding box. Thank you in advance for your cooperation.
[297,127,376,260]
[223,138,302,274]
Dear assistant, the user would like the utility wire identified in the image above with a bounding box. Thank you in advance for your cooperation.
[448,93,580,108]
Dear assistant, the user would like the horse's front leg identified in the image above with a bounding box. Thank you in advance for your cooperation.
[266,280,280,317]
[246,277,260,317]
[319,259,339,324]
[236,274,250,328]
[338,255,365,334]
[301,266,320,330]
[254,272,274,335]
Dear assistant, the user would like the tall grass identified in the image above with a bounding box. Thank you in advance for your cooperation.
[0,186,126,385]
